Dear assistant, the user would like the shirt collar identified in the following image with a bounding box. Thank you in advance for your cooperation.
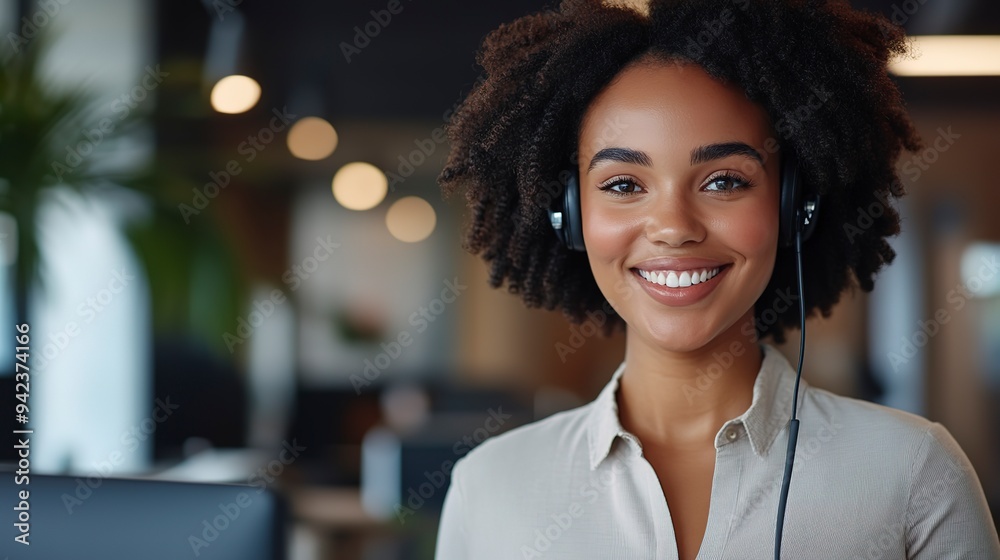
[586,342,804,470]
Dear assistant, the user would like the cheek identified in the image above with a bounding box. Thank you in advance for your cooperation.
[581,199,645,312]
[717,198,779,261]
[739,218,776,259]
[725,201,779,284]
[581,202,638,263]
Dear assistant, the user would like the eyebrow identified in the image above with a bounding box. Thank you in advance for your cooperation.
[587,141,765,172]
[691,142,765,166]
[586,147,652,172]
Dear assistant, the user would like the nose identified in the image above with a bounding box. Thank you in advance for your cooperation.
[644,189,707,247]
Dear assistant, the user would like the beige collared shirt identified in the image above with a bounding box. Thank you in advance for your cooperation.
[434,343,1000,559]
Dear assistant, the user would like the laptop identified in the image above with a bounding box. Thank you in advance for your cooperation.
[1,472,286,559]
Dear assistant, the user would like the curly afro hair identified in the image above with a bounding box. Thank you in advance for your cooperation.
[437,0,923,344]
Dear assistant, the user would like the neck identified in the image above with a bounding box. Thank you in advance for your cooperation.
[616,310,764,449]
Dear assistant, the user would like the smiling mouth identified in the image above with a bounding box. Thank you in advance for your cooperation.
[630,264,732,288]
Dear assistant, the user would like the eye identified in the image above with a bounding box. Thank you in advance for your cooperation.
[703,172,755,195]
[597,175,644,197]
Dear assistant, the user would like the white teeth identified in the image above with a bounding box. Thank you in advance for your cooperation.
[637,266,721,289]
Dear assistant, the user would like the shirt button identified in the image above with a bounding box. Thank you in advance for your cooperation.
[725,427,739,441]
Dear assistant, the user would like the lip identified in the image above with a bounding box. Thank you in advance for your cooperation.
[629,263,732,307]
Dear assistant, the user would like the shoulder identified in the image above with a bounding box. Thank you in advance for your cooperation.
[796,387,1000,551]
[794,386,967,497]
[443,399,602,541]
[801,384,939,447]
[801,385,988,499]
[450,399,594,485]
[802,391,1000,556]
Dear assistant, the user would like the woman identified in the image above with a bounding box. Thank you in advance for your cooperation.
[433,0,1000,558]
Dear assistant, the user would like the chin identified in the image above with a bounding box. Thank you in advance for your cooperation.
[633,313,720,353]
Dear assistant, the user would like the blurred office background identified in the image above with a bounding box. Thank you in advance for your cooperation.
[0,0,997,558]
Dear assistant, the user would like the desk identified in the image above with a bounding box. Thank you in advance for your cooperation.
[291,486,407,559]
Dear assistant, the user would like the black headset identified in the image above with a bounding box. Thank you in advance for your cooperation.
[547,149,821,559]
[547,149,820,252]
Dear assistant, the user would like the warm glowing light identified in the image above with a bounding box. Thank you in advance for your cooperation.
[386,196,436,243]
[287,117,339,160]
[332,162,388,211]
[210,75,261,114]
[890,36,1000,76]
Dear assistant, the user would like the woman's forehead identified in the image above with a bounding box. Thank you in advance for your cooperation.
[577,60,774,165]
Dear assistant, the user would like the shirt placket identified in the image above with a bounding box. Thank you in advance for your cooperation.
[618,430,679,559]
[618,420,745,560]
[699,421,743,559]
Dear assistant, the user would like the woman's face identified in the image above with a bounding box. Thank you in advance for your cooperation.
[577,58,780,352]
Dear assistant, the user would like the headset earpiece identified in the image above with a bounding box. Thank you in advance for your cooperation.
[547,172,587,252]
[778,149,821,248]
